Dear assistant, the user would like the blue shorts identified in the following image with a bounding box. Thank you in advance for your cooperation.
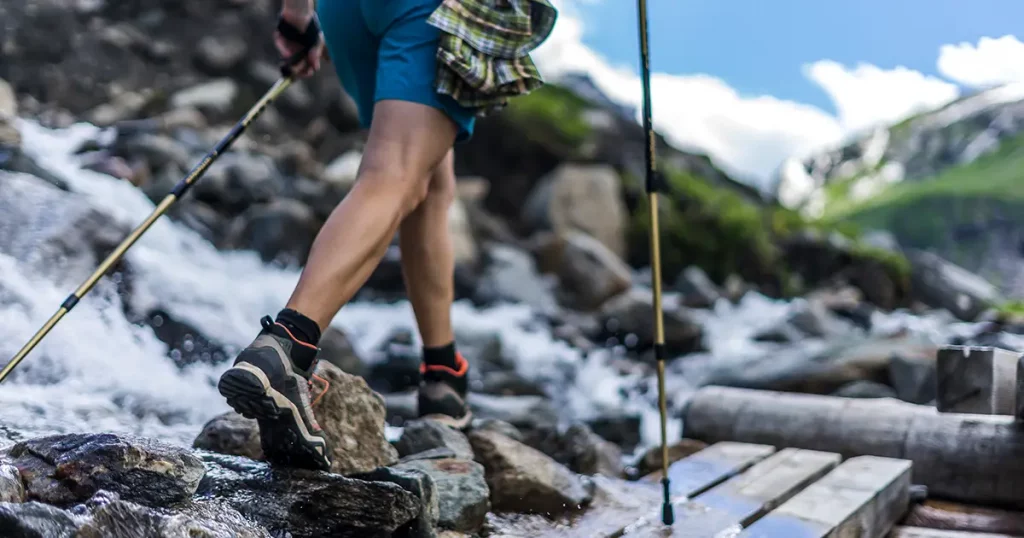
[316,0,477,143]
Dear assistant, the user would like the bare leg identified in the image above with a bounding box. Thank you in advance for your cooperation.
[285,100,458,329]
[399,149,457,348]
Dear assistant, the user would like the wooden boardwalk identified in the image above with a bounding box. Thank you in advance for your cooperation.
[491,441,926,538]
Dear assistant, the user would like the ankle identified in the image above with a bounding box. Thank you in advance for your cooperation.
[272,309,322,373]
[422,341,460,372]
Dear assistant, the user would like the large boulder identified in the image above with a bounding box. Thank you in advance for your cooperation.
[532,230,633,311]
[9,433,205,507]
[521,164,628,258]
[467,430,591,517]
[394,458,490,533]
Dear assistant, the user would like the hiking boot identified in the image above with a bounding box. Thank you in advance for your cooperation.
[217,315,332,471]
[417,352,472,429]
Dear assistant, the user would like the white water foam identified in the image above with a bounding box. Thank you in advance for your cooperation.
[0,119,978,455]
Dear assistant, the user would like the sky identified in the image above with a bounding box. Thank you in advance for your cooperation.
[530,0,1024,187]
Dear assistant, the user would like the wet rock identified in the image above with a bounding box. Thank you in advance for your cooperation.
[86,90,153,126]
[832,380,898,399]
[632,439,708,479]
[225,198,322,266]
[9,433,204,507]
[322,151,362,189]
[524,423,624,478]
[384,391,419,425]
[479,370,548,397]
[113,133,191,172]
[192,412,262,461]
[395,458,490,533]
[0,78,15,119]
[319,326,366,377]
[191,152,280,216]
[0,462,24,503]
[396,419,475,460]
[197,452,420,538]
[788,298,857,338]
[673,266,722,309]
[355,465,439,538]
[532,230,633,311]
[0,501,83,538]
[141,308,229,367]
[521,164,627,257]
[76,498,272,538]
[598,287,704,355]
[468,430,591,516]
[307,362,400,475]
[586,412,642,453]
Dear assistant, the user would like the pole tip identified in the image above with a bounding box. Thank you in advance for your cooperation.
[662,501,675,526]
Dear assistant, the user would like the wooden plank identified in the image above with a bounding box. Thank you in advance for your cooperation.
[621,448,840,537]
[683,386,1024,510]
[890,527,1023,538]
[736,455,912,538]
[936,346,1019,415]
[518,442,777,538]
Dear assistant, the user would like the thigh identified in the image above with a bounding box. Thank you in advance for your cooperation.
[364,0,477,143]
[359,100,458,184]
[316,0,379,128]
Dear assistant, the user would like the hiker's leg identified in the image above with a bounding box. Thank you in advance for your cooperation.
[399,149,457,348]
[284,102,458,329]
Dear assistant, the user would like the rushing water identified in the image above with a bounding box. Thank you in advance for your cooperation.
[0,119,983,457]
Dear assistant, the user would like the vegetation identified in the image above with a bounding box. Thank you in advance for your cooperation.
[503,84,593,152]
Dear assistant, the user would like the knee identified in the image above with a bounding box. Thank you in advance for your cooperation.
[356,161,432,214]
[423,164,456,208]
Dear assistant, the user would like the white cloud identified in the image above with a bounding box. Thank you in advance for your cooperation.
[531,3,1018,187]
[938,35,1024,88]
[805,61,960,134]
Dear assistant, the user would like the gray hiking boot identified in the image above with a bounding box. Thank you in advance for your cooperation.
[217,316,332,471]
[418,353,473,429]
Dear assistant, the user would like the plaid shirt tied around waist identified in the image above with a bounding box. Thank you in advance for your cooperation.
[427,0,558,117]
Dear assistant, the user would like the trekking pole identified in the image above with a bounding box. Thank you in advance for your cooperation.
[636,0,674,526]
[0,70,299,385]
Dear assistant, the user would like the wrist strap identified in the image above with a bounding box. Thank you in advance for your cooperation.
[277,14,322,76]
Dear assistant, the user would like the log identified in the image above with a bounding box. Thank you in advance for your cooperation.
[904,500,1024,535]
[936,346,1019,415]
[683,386,1024,510]
[737,455,912,538]
[890,527,1022,538]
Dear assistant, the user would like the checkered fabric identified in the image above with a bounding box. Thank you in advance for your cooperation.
[427,0,558,116]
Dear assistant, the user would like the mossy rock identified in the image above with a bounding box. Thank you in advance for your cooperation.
[503,84,593,157]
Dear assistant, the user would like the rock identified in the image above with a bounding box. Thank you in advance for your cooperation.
[468,430,591,516]
[521,164,627,257]
[192,412,262,461]
[225,198,322,266]
[673,266,722,308]
[0,462,24,503]
[532,231,633,311]
[0,78,15,118]
[908,248,1000,321]
[319,326,366,377]
[141,308,229,367]
[355,465,439,538]
[194,35,248,74]
[192,152,280,215]
[307,362,400,475]
[396,420,475,460]
[832,380,899,399]
[0,502,83,538]
[586,412,642,453]
[197,452,420,537]
[479,370,547,397]
[114,133,191,172]
[86,90,152,126]
[523,423,624,478]
[394,459,490,533]
[470,419,524,443]
[787,298,855,338]
[632,439,708,479]
[76,498,272,538]
[0,79,19,148]
[170,79,239,115]
[9,433,204,506]
[598,287,704,356]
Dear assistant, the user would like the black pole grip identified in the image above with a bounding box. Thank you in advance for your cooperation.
[277,14,322,77]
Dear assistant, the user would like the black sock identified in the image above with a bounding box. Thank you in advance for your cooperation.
[422,341,460,371]
[274,309,321,372]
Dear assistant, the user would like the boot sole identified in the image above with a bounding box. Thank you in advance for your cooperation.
[218,363,331,472]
